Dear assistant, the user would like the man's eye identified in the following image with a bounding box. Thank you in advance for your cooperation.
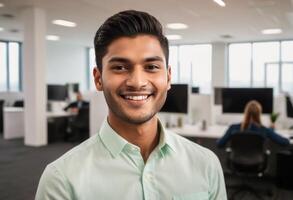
[112,65,127,71]
[146,64,160,71]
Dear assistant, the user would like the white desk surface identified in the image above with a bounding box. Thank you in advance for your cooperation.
[4,107,24,112]
[46,111,73,118]
[168,124,227,139]
[168,124,293,140]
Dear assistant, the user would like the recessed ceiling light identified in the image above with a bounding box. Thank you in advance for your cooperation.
[0,27,4,31]
[0,3,4,8]
[46,35,60,41]
[165,35,182,40]
[166,23,188,30]
[261,28,282,35]
[213,0,226,7]
[52,19,76,27]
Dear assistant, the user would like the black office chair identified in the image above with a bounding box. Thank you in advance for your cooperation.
[67,106,90,142]
[225,131,272,200]
[0,100,5,134]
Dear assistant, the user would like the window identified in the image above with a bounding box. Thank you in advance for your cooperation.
[88,48,96,90]
[171,44,212,93]
[0,42,7,91]
[0,41,21,91]
[228,40,293,94]
[168,46,178,83]
[228,43,251,87]
[281,41,293,93]
[252,42,279,87]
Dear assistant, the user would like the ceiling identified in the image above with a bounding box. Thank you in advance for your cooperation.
[0,0,293,46]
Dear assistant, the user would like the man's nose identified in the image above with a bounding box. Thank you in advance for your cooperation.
[125,68,148,89]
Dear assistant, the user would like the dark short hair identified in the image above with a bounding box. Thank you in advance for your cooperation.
[94,10,169,71]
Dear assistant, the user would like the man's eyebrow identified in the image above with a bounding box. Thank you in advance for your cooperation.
[108,57,131,64]
[145,56,164,62]
[107,56,164,64]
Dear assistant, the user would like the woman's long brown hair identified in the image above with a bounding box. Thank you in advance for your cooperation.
[241,100,262,131]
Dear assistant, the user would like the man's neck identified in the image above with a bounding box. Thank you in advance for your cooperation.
[108,115,160,162]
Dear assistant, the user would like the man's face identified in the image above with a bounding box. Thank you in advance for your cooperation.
[93,35,171,125]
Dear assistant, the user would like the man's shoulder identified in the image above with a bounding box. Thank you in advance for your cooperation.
[48,134,101,170]
[166,130,218,162]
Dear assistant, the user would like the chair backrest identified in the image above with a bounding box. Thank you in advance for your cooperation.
[228,131,267,173]
[76,106,89,129]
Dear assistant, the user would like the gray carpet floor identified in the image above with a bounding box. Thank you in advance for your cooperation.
[1,135,293,200]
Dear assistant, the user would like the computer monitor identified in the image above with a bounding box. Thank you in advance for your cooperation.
[160,84,189,114]
[191,87,200,94]
[286,95,293,118]
[222,88,273,114]
[47,84,68,101]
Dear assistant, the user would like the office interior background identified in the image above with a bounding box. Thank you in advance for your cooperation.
[1,0,293,199]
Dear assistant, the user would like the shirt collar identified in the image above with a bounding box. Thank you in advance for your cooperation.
[99,119,128,158]
[99,118,177,158]
[157,119,177,156]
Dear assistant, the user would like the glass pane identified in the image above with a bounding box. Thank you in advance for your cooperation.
[0,42,7,91]
[88,48,96,90]
[228,43,251,87]
[266,63,279,95]
[169,46,178,83]
[282,64,293,93]
[252,42,279,87]
[179,45,193,84]
[191,44,212,94]
[8,42,20,91]
[281,41,293,62]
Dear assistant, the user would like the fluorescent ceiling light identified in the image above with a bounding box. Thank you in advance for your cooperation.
[261,28,282,35]
[0,27,4,31]
[166,23,188,30]
[213,0,226,7]
[0,3,4,7]
[52,19,76,27]
[46,35,60,41]
[165,34,182,40]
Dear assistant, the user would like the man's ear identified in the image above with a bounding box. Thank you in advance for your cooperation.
[167,65,171,90]
[93,67,103,91]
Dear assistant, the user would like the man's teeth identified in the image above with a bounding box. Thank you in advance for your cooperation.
[124,95,148,100]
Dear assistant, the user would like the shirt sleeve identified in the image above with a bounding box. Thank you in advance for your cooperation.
[217,125,234,148]
[35,165,72,200]
[264,127,290,146]
[208,152,228,200]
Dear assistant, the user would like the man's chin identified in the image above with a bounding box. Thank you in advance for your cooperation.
[121,114,156,125]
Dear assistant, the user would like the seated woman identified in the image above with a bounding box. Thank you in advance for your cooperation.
[217,100,289,148]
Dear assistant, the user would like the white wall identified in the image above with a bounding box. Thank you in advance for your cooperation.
[46,42,87,91]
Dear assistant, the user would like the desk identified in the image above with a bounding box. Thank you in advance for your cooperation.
[3,107,72,140]
[169,124,227,139]
[3,107,24,139]
[168,124,293,144]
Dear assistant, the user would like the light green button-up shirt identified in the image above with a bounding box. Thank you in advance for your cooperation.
[36,119,227,200]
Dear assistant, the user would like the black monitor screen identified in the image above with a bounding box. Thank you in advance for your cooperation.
[47,85,68,101]
[286,95,293,118]
[160,84,188,114]
[192,87,200,94]
[222,88,273,114]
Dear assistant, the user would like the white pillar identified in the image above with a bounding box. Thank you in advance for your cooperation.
[211,42,228,88]
[22,7,47,146]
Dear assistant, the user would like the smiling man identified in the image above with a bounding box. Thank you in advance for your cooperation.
[36,10,227,200]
